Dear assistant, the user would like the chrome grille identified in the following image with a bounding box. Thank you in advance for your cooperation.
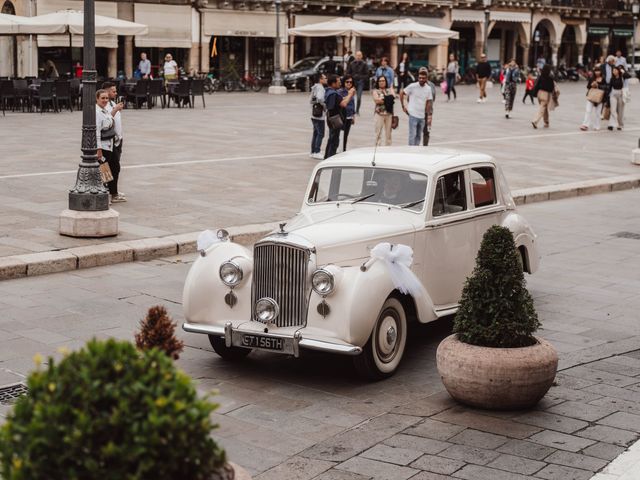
[252,242,310,328]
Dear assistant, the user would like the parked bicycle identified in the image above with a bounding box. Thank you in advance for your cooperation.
[197,71,221,94]
[223,71,264,92]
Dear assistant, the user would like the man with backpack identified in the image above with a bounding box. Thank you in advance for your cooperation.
[324,75,355,159]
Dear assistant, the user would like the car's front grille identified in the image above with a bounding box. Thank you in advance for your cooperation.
[252,242,310,328]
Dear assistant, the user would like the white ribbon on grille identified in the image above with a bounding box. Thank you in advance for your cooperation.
[197,230,221,252]
[370,243,422,297]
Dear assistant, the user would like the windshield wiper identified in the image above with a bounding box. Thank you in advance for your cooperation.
[349,193,376,204]
[399,199,426,209]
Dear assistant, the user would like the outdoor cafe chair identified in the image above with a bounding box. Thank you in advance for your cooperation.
[125,79,149,109]
[170,79,191,108]
[148,79,165,109]
[0,80,16,113]
[33,81,57,113]
[54,81,73,112]
[190,78,205,109]
[69,78,81,110]
[12,79,31,112]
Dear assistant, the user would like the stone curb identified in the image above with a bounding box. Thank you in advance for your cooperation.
[0,174,639,281]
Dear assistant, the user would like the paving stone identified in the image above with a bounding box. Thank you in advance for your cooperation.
[514,411,589,434]
[407,473,451,480]
[583,384,640,404]
[528,430,596,452]
[432,407,541,439]
[546,401,618,422]
[588,358,640,378]
[496,439,556,461]
[335,457,418,480]
[485,453,546,475]
[553,373,599,390]
[302,414,421,462]
[402,418,466,442]
[545,385,603,404]
[589,397,640,417]
[391,392,456,417]
[534,463,593,480]
[68,243,134,269]
[254,456,334,480]
[312,470,370,480]
[448,429,509,449]
[576,425,638,447]
[561,365,639,388]
[383,434,451,455]
[409,453,466,475]
[15,251,77,277]
[598,411,640,433]
[439,444,500,466]
[544,451,608,472]
[0,257,27,280]
[581,442,626,461]
[123,238,178,262]
[360,444,422,466]
[452,464,532,480]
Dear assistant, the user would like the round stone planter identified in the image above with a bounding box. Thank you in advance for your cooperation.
[212,462,252,480]
[436,334,558,410]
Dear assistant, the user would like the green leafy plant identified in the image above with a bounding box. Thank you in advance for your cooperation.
[135,305,184,360]
[0,339,225,480]
[453,225,540,348]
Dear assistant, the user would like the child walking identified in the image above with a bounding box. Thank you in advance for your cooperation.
[522,73,536,104]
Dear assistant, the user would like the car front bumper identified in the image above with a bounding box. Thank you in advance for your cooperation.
[183,322,362,357]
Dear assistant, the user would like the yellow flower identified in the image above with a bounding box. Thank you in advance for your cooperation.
[57,346,71,356]
[48,382,56,393]
[12,457,23,469]
[33,353,43,367]
[155,397,167,408]
[113,361,123,373]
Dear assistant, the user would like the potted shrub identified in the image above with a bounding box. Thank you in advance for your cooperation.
[436,225,557,410]
[0,339,250,479]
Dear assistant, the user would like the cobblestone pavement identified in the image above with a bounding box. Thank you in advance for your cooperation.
[1,189,640,478]
[0,83,639,257]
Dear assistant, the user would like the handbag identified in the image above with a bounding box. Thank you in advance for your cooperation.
[587,88,604,105]
[100,125,116,140]
[391,115,399,130]
[327,113,343,130]
[312,102,324,117]
[99,159,113,183]
[440,80,448,93]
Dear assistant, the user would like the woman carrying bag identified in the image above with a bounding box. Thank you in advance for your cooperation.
[580,69,607,131]
[372,75,397,146]
[531,65,557,129]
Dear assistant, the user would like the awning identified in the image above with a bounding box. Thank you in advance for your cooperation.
[36,0,117,48]
[204,9,286,39]
[135,3,191,48]
[451,9,485,23]
[490,11,531,23]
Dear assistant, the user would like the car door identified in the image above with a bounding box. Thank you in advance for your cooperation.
[422,169,476,309]
[468,165,506,258]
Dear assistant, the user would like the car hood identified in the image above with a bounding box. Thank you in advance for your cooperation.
[261,205,421,266]
[284,68,314,77]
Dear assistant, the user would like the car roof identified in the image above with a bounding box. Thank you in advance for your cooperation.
[318,147,496,175]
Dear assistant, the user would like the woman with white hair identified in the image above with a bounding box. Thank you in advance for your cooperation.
[162,53,179,84]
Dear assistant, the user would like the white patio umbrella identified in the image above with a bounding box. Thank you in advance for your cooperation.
[288,17,381,38]
[372,18,459,55]
[0,12,64,35]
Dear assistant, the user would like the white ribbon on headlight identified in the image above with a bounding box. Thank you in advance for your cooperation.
[371,243,422,297]
[197,230,220,252]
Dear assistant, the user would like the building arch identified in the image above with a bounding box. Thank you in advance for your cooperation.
[1,0,15,14]
[0,0,16,77]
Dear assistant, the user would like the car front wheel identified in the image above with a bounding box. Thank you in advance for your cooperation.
[353,297,407,380]
[209,335,252,360]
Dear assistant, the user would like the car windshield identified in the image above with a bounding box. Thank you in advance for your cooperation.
[290,57,320,71]
[308,167,428,212]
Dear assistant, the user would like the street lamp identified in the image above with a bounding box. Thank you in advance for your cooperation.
[59,0,118,237]
[483,0,492,55]
[269,0,287,94]
[633,0,639,74]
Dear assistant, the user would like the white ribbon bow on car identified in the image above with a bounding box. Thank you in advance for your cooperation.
[370,243,422,298]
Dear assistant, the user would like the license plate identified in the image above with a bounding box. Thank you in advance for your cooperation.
[241,334,284,351]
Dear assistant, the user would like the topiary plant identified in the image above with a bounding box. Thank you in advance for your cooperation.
[0,339,225,480]
[453,225,540,348]
[135,305,184,360]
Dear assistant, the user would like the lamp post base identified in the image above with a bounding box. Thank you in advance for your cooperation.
[59,208,119,238]
[632,148,640,166]
[268,85,287,95]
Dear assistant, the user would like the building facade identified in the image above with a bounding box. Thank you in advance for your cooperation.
[0,0,638,78]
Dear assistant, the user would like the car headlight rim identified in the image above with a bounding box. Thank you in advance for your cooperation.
[255,297,279,323]
[219,260,243,287]
[312,268,335,296]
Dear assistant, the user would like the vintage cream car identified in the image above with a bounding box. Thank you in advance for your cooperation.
[183,147,539,379]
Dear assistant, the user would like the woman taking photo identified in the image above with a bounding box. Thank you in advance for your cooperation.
[531,64,556,129]
[372,75,396,146]
[580,69,607,131]
[96,89,124,202]
[445,53,459,101]
[608,66,628,131]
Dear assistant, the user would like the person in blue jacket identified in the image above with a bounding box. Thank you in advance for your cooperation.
[375,57,395,89]
[338,75,357,152]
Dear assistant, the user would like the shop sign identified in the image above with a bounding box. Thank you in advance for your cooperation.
[613,28,633,37]
[588,26,610,35]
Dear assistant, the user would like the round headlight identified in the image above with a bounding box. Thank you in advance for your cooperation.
[312,269,335,296]
[255,297,279,323]
[219,261,243,287]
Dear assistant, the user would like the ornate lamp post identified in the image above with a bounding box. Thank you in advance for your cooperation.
[483,0,492,55]
[269,0,287,94]
[59,0,118,237]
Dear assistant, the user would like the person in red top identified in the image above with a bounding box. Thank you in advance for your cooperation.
[522,72,536,104]
[74,62,83,79]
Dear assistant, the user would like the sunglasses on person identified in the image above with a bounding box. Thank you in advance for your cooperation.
[345,80,353,84]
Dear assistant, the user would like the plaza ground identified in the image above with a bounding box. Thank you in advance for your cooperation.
[1,189,640,479]
[0,82,639,257]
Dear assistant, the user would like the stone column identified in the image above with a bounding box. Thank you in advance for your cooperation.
[188,43,199,75]
[107,48,117,78]
[601,35,610,57]
[475,41,484,62]
[390,38,398,67]
[521,44,530,69]
[551,42,560,66]
[124,36,133,78]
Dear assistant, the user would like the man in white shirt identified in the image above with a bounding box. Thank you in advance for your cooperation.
[139,52,152,78]
[400,69,433,146]
[103,82,126,203]
[615,50,628,68]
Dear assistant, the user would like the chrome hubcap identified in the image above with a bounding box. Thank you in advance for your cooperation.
[377,313,400,362]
